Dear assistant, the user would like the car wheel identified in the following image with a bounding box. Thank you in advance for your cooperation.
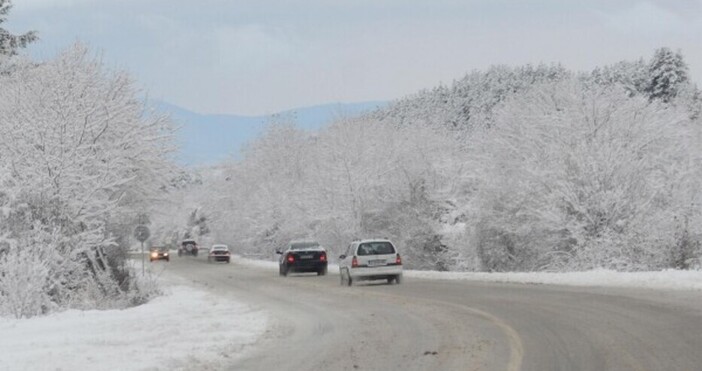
[317,267,327,276]
[343,270,352,286]
[282,266,288,277]
[340,272,345,286]
[387,277,394,284]
[226,258,230,264]
[166,257,170,262]
[395,275,402,284]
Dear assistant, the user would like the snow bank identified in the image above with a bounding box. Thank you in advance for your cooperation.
[0,275,267,371]
[237,255,702,291]
[404,268,702,291]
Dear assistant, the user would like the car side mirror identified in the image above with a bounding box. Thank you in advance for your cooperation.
[339,254,346,260]
[275,250,282,255]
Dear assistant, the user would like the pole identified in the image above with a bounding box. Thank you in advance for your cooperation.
[141,241,145,276]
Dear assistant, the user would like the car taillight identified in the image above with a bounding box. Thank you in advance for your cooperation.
[287,254,295,263]
[396,253,402,265]
[352,256,358,268]
[319,253,326,262]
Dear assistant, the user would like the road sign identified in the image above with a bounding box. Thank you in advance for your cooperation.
[134,225,150,242]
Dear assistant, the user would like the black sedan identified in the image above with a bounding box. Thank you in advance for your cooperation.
[277,241,327,276]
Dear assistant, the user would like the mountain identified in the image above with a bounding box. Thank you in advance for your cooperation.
[151,100,386,165]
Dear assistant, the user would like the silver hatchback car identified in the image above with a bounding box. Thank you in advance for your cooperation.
[338,239,403,286]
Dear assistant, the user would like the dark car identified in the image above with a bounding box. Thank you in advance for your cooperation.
[149,246,170,262]
[207,244,231,263]
[277,241,328,276]
[178,239,199,257]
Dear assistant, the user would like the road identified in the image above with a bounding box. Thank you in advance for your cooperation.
[166,257,702,371]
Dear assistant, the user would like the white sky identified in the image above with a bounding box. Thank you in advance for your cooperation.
[7,0,702,115]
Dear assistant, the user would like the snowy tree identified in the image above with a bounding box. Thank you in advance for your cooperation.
[0,0,36,56]
[0,44,176,317]
[471,79,700,271]
[645,47,689,103]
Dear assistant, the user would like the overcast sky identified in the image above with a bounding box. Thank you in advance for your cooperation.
[7,0,702,115]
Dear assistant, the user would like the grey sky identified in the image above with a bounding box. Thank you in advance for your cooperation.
[8,0,702,115]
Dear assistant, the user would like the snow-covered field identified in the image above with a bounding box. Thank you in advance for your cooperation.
[237,256,702,291]
[0,272,267,371]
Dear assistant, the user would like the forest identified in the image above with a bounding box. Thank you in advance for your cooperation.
[153,47,702,274]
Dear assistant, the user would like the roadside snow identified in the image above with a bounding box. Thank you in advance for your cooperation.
[404,268,702,291]
[0,273,267,371]
[236,255,702,291]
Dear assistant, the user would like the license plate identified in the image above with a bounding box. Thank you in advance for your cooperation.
[300,255,313,259]
[368,259,386,266]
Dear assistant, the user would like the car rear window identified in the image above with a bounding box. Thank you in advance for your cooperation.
[291,242,320,250]
[357,242,395,256]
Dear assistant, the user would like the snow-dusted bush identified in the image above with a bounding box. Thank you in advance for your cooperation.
[0,246,50,318]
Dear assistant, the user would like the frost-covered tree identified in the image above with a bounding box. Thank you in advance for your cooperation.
[0,44,175,317]
[472,79,701,271]
[0,0,36,56]
[645,47,689,103]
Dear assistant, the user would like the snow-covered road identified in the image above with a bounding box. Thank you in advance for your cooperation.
[3,256,702,371]
[174,257,702,371]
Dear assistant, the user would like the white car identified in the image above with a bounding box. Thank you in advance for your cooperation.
[207,244,231,263]
[338,239,402,286]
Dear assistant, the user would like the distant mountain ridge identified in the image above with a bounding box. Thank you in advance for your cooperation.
[151,100,386,165]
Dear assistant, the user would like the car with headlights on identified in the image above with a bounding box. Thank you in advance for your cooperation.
[207,244,231,263]
[149,246,170,262]
[277,241,327,276]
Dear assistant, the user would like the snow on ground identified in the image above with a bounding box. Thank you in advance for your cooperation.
[0,270,267,371]
[236,255,702,291]
[405,268,702,291]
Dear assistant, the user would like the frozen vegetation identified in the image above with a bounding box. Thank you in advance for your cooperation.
[1,3,178,318]
[156,48,702,274]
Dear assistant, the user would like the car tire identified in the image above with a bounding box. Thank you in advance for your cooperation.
[226,258,230,264]
[343,270,352,286]
[317,267,327,276]
[281,266,288,277]
[395,274,402,284]
[387,277,394,284]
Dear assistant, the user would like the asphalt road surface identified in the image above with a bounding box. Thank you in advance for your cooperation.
[165,256,702,371]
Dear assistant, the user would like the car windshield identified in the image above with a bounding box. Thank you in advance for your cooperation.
[357,242,395,256]
[212,246,228,251]
[290,242,320,250]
